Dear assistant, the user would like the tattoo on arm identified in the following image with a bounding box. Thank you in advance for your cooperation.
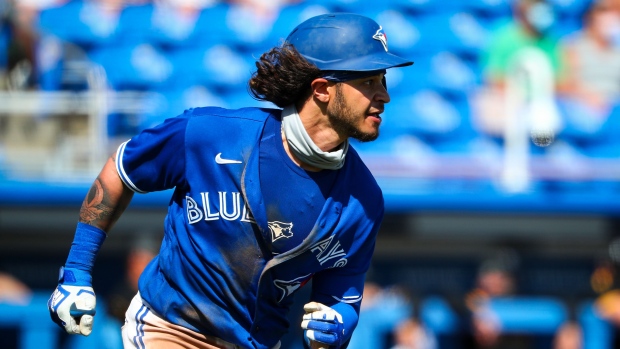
[79,177,128,229]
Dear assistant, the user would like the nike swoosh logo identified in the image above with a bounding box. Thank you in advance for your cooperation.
[215,153,242,165]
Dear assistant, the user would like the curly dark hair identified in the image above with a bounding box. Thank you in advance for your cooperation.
[248,44,322,108]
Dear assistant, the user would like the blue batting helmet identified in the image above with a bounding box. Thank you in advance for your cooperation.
[285,13,413,72]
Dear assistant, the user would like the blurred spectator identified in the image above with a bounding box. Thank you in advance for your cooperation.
[556,0,620,137]
[390,317,437,349]
[0,271,31,349]
[552,321,583,349]
[468,268,521,348]
[0,271,31,304]
[596,289,620,327]
[592,239,620,347]
[1,0,63,90]
[462,251,584,349]
[472,0,565,137]
[461,251,531,349]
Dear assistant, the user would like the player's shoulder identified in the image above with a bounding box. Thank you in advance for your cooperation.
[185,106,281,123]
[344,147,383,197]
[345,146,373,175]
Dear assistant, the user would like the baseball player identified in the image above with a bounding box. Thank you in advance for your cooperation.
[48,13,412,349]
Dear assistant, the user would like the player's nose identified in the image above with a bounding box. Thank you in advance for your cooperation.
[375,84,390,104]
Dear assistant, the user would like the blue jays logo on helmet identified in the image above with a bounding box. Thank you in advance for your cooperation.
[372,26,388,52]
[285,13,413,72]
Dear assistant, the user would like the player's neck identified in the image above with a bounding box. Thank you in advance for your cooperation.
[281,131,322,172]
[295,101,346,153]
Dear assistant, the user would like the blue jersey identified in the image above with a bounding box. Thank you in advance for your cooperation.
[259,114,337,255]
[115,107,384,349]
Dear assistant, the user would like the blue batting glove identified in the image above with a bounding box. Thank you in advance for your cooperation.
[301,302,345,348]
[48,267,97,336]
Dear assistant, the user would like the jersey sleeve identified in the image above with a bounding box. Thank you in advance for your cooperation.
[115,115,189,193]
[310,271,365,348]
[308,188,385,345]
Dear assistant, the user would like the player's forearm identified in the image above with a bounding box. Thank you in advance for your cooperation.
[78,155,134,232]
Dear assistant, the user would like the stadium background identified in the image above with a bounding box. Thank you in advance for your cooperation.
[1,0,620,348]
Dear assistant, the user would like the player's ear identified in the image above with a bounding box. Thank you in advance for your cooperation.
[311,78,331,103]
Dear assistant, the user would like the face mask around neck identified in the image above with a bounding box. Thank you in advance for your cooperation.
[280,105,349,170]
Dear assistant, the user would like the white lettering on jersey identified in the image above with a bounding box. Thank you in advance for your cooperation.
[241,203,255,223]
[200,192,220,221]
[310,235,348,268]
[220,192,241,221]
[268,221,293,242]
[274,274,312,303]
[186,196,203,223]
[187,192,255,224]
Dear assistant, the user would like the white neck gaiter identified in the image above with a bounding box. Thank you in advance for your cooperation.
[281,104,349,170]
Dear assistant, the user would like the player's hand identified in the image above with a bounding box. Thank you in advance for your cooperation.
[301,302,344,349]
[48,267,97,336]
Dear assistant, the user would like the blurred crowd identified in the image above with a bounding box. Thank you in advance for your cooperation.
[473,0,620,154]
[0,0,303,90]
[2,240,620,348]
[1,0,620,156]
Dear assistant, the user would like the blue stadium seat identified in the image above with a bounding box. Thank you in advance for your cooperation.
[385,89,475,143]
[383,60,427,98]
[37,0,122,48]
[36,34,97,91]
[215,3,277,52]
[579,300,614,349]
[136,86,231,131]
[553,15,583,37]
[413,12,493,58]
[557,101,620,157]
[547,0,591,17]
[265,3,332,49]
[462,0,512,18]
[0,293,59,349]
[419,296,460,335]
[218,88,277,110]
[117,3,231,48]
[356,9,423,58]
[347,287,413,349]
[114,4,152,45]
[88,44,174,90]
[425,51,480,99]
[0,23,7,70]
[310,0,397,13]
[399,0,470,14]
[167,44,254,92]
[484,297,568,334]
[35,35,64,91]
[0,292,121,349]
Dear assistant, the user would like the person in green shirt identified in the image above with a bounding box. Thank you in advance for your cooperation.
[473,0,565,137]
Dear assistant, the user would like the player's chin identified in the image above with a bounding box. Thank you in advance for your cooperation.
[351,127,379,143]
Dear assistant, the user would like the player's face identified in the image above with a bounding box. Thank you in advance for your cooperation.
[327,73,390,142]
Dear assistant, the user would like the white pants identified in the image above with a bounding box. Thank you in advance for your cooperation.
[121,292,248,349]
